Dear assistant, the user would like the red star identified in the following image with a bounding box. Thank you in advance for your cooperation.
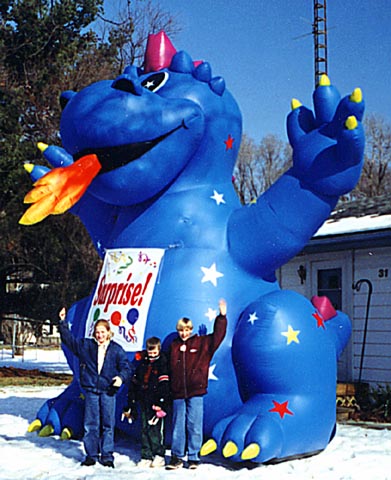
[269,400,294,419]
[312,311,325,329]
[224,134,234,150]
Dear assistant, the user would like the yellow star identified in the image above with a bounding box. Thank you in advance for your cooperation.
[281,325,300,345]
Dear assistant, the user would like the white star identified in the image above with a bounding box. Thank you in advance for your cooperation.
[247,312,258,325]
[201,263,224,287]
[145,80,155,88]
[208,364,218,381]
[210,190,226,205]
[205,307,218,321]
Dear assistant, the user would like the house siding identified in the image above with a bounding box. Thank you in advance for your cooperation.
[352,247,391,385]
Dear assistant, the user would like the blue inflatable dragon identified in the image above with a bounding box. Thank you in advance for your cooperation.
[24,32,365,463]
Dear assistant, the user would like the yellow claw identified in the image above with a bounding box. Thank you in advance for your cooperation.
[350,87,362,103]
[38,424,54,437]
[222,441,238,458]
[345,115,358,130]
[19,192,57,225]
[23,163,35,174]
[60,427,72,440]
[27,419,42,433]
[291,98,302,110]
[23,185,52,203]
[37,142,49,153]
[241,443,261,460]
[200,438,217,456]
[319,74,331,86]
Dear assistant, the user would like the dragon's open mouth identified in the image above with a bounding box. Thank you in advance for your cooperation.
[73,123,184,174]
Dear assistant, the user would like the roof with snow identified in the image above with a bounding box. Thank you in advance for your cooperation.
[305,195,391,253]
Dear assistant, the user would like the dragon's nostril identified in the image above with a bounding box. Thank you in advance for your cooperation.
[112,77,143,96]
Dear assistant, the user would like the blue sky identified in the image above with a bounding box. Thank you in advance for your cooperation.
[107,1,391,142]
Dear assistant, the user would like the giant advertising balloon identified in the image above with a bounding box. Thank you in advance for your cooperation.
[24,31,365,463]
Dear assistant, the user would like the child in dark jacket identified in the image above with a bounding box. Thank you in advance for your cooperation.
[123,337,170,468]
[58,308,132,468]
[166,299,227,470]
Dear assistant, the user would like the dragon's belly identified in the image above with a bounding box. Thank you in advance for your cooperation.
[131,245,279,428]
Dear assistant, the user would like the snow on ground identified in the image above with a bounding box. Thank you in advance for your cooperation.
[1,349,391,479]
[0,346,71,374]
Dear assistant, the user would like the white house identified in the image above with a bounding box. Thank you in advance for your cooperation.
[278,196,391,387]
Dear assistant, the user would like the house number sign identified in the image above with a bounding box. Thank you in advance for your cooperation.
[378,268,389,278]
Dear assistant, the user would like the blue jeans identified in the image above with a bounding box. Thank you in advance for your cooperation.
[171,396,203,461]
[84,391,116,462]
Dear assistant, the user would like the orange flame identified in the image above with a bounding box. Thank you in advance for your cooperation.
[19,154,101,225]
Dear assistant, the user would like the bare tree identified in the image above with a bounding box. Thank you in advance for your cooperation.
[96,0,182,73]
[259,134,292,191]
[354,114,391,198]
[233,134,258,204]
[233,133,292,204]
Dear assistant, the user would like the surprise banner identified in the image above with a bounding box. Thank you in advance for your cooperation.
[85,248,165,351]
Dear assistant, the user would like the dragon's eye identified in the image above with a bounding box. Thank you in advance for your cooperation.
[141,72,169,92]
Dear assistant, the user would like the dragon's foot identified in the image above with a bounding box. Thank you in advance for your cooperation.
[27,381,85,440]
[201,407,283,463]
[28,380,134,441]
[201,394,335,463]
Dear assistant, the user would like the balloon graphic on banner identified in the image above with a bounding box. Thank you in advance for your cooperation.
[24,31,365,463]
[110,311,121,327]
[127,308,139,326]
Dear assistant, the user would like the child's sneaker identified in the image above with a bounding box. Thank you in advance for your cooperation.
[81,457,96,467]
[188,460,200,469]
[151,455,165,468]
[137,458,152,468]
[165,455,183,470]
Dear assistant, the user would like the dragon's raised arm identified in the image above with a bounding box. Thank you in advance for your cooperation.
[228,77,365,278]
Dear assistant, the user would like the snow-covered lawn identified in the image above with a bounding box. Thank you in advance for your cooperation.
[1,349,391,479]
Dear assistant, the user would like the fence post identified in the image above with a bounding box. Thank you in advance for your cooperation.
[11,316,17,359]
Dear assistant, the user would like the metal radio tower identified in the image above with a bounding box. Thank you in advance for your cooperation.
[313,0,328,87]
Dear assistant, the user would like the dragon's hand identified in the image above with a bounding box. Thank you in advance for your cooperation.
[287,75,365,196]
[19,144,101,225]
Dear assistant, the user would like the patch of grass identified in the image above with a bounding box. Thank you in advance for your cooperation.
[0,366,73,387]
[0,376,72,387]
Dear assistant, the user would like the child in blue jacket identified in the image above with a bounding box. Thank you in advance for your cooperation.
[58,308,132,468]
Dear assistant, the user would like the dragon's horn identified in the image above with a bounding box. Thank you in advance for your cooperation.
[144,31,177,73]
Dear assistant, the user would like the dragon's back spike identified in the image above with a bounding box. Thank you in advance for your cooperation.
[144,31,177,73]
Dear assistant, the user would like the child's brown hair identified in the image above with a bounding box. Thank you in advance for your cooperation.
[146,336,161,350]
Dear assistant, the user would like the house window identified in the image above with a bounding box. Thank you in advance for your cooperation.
[317,268,342,310]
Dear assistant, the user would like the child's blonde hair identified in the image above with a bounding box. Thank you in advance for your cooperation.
[176,317,193,331]
[93,319,114,339]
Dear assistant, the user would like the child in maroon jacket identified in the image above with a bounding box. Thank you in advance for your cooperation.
[166,299,227,470]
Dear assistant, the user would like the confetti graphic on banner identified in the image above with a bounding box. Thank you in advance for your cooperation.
[85,248,165,351]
